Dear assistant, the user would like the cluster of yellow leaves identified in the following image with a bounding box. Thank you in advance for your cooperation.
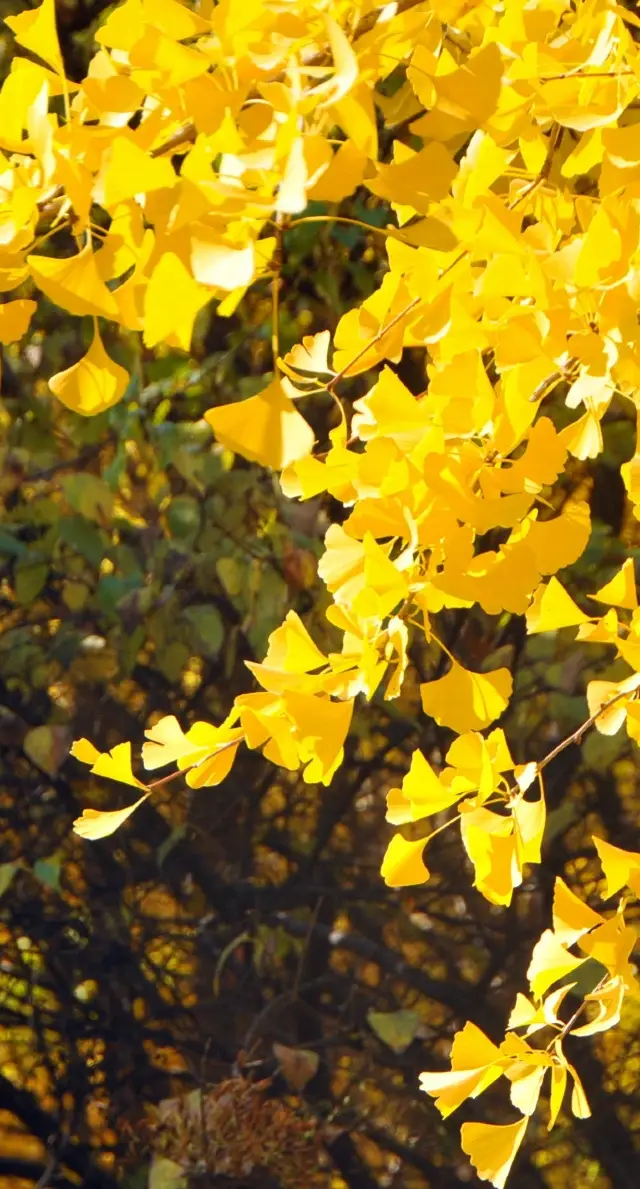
[5,0,640,1182]
[381,728,545,906]
[71,612,356,837]
[420,847,640,1188]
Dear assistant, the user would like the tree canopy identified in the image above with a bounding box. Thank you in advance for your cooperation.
[2,0,640,1187]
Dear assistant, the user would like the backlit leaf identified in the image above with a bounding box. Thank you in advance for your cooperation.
[49,323,129,416]
[460,1117,529,1189]
[420,662,512,733]
[73,794,150,840]
[0,299,36,344]
[381,834,429,887]
[206,380,314,470]
[593,836,640,898]
[6,0,63,73]
[527,930,586,1000]
[28,243,118,319]
[590,558,638,610]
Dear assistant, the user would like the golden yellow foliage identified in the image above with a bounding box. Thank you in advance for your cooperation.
[4,0,640,1181]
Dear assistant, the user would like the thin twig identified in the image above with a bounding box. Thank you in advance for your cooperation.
[509,123,563,209]
[271,213,285,369]
[326,295,421,393]
[537,689,630,775]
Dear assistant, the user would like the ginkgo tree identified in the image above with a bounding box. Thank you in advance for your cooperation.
[3,0,640,1183]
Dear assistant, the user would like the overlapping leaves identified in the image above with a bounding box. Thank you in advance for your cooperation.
[4,0,640,1183]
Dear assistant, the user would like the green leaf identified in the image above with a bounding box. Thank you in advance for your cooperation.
[15,558,48,604]
[543,801,578,848]
[98,573,140,617]
[367,1009,422,1053]
[61,474,114,522]
[167,496,201,540]
[0,529,27,558]
[62,580,90,611]
[156,642,190,683]
[582,728,626,772]
[0,863,19,898]
[246,568,287,657]
[183,604,224,657]
[120,625,146,677]
[58,515,105,567]
[23,725,70,776]
[33,854,62,892]
[216,556,242,596]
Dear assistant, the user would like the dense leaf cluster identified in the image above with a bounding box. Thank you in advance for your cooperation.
[2,0,640,1187]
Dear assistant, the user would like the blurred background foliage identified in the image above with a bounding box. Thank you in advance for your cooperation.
[1,3,640,1189]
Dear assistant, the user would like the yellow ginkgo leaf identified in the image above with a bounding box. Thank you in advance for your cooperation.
[576,608,618,643]
[141,0,211,40]
[586,673,640,735]
[526,578,591,634]
[419,1021,504,1118]
[190,230,256,291]
[70,737,101,766]
[353,532,408,620]
[276,137,309,215]
[308,138,367,203]
[526,930,586,1001]
[567,1062,591,1119]
[381,833,429,887]
[142,715,204,770]
[6,0,63,73]
[205,379,314,470]
[524,501,591,576]
[552,877,602,946]
[93,742,146,788]
[71,736,145,788]
[507,992,544,1033]
[0,299,36,345]
[548,1063,567,1129]
[185,737,241,787]
[386,749,460,825]
[507,1065,547,1118]
[593,835,640,898]
[283,690,353,784]
[570,977,625,1038]
[420,661,512,733]
[579,915,638,986]
[590,557,637,610]
[143,252,211,351]
[73,794,150,840]
[255,611,327,676]
[28,243,119,319]
[317,524,365,600]
[100,135,177,207]
[460,1117,529,1189]
[280,330,332,381]
[368,141,458,212]
[48,324,129,416]
[513,795,546,867]
[460,804,517,906]
[312,16,358,108]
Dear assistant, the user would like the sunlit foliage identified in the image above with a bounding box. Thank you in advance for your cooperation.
[3,0,640,1185]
